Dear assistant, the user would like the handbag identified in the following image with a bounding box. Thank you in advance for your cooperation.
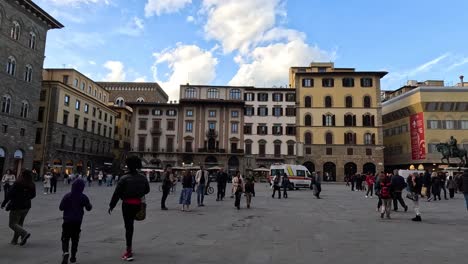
[134,197,146,221]
[420,186,427,198]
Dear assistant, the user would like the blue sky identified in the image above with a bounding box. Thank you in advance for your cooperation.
[36,0,468,99]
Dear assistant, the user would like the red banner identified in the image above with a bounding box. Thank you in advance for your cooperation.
[410,113,426,160]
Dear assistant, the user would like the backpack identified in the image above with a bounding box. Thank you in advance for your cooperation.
[273,176,280,186]
[380,183,391,199]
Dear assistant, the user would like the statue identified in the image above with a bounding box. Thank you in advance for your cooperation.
[436,137,467,166]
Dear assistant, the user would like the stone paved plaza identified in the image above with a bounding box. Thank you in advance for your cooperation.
[0,182,467,264]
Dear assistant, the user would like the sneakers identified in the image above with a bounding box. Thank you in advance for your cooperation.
[69,256,76,263]
[404,205,408,212]
[380,212,384,219]
[365,195,368,198]
[412,215,422,222]
[62,253,69,264]
[19,233,30,246]
[122,251,134,261]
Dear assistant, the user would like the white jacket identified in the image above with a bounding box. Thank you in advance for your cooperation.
[195,170,209,184]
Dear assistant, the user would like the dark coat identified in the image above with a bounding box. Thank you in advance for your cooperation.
[109,172,150,210]
[462,172,468,194]
[60,179,92,224]
[1,182,36,211]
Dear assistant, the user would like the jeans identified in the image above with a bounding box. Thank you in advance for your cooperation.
[412,194,420,215]
[393,191,407,210]
[366,184,374,196]
[272,186,281,198]
[122,203,140,250]
[381,199,392,217]
[234,190,242,208]
[9,209,29,242]
[217,184,226,200]
[314,183,322,197]
[283,186,288,198]
[245,192,252,207]
[51,180,57,193]
[62,222,81,257]
[197,184,205,205]
[464,193,468,210]
[449,188,455,198]
[161,187,170,209]
[441,185,448,199]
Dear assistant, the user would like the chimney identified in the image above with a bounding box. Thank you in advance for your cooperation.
[460,75,464,87]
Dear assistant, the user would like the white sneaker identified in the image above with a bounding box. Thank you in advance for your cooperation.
[365,195,368,198]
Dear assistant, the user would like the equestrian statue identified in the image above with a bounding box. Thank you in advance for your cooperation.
[436,136,468,166]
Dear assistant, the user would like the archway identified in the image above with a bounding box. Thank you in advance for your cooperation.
[323,162,336,181]
[344,162,357,178]
[65,160,74,175]
[0,147,5,175]
[228,156,240,176]
[76,160,83,174]
[13,149,24,175]
[303,161,315,173]
[363,163,376,175]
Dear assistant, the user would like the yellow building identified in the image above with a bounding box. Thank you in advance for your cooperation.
[382,80,468,171]
[290,63,387,181]
[110,104,133,170]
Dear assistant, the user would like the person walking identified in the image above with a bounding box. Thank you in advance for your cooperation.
[195,166,208,207]
[50,172,58,193]
[59,179,92,264]
[282,173,290,199]
[271,172,281,199]
[365,173,375,198]
[447,176,456,199]
[375,172,383,211]
[244,177,254,209]
[461,170,468,211]
[216,168,228,201]
[350,174,356,191]
[86,174,93,187]
[439,172,448,200]
[2,169,16,199]
[391,170,408,212]
[180,170,193,212]
[379,173,393,219]
[313,171,322,199]
[1,170,36,246]
[43,172,52,194]
[423,170,432,201]
[108,156,150,262]
[355,173,362,191]
[232,172,243,210]
[431,172,441,201]
[407,172,423,221]
[161,168,174,210]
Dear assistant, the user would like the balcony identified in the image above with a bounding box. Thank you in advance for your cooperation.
[206,129,218,138]
[231,149,245,154]
[150,127,162,134]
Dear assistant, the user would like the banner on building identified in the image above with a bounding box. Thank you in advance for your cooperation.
[410,112,426,160]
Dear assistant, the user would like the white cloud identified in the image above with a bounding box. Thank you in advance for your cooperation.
[384,54,450,83]
[134,76,147,82]
[54,32,105,49]
[43,0,110,7]
[151,44,218,100]
[88,60,96,65]
[186,16,195,23]
[103,61,126,81]
[145,0,192,17]
[117,17,145,36]
[447,57,468,71]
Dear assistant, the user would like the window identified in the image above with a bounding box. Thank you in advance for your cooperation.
[138,136,146,151]
[167,120,175,131]
[208,122,216,130]
[10,21,20,40]
[63,111,69,125]
[186,110,193,117]
[286,93,295,102]
[98,110,103,119]
[62,75,69,84]
[91,121,95,133]
[103,126,107,137]
[245,142,252,155]
[73,79,79,87]
[257,125,268,135]
[324,96,333,107]
[245,93,254,101]
[92,107,96,117]
[37,107,44,122]
[325,132,333,144]
[362,114,375,127]
[272,125,282,135]
[81,82,85,91]
[445,120,455,129]
[273,107,282,117]
[207,88,219,99]
[244,107,254,116]
[323,114,335,126]
[185,88,196,98]
[363,96,372,108]
[152,109,162,116]
[230,89,241,100]
[139,119,147,130]
[103,95,106,102]
[1,95,12,113]
[186,121,193,132]
[40,90,46,101]
[35,128,42,144]
[273,93,283,102]
[64,95,70,106]
[29,32,36,49]
[1,125,8,133]
[94,89,97,97]
[6,56,16,76]
[318,67,327,73]
[305,147,311,155]
[167,109,177,116]
[82,139,86,152]
[97,123,101,135]
[61,135,66,148]
[258,107,268,116]
[461,120,468,129]
[364,133,374,145]
[88,85,92,94]
[304,132,312,145]
[286,107,296,116]
[343,78,355,87]
[274,142,281,157]
[152,137,160,152]
[302,78,313,87]
[366,148,372,156]
[286,126,296,136]
[20,101,29,118]
[244,124,252,134]
[258,93,268,101]
[152,120,161,130]
[326,148,333,155]
[361,78,373,87]
[304,115,312,126]
[287,143,294,156]
[75,100,80,110]
[344,114,355,127]
[83,118,88,131]
[345,96,353,108]
[209,110,216,117]
[72,138,77,151]
[166,137,174,152]
[19,128,25,137]
[104,113,108,122]
[322,78,334,87]
[347,148,353,155]
[84,104,89,113]
[24,65,33,82]
[305,96,312,107]
[231,111,239,118]
[185,141,193,152]
[344,132,356,145]
[231,123,239,133]
[259,141,266,156]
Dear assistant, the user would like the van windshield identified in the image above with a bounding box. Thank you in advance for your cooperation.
[271,169,285,176]
[297,170,305,177]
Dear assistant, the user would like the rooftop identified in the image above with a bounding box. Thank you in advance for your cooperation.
[18,0,64,29]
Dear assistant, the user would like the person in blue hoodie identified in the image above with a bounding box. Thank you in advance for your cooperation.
[59,179,92,264]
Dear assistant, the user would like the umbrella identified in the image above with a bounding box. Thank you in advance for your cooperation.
[253,168,270,172]
[208,166,223,170]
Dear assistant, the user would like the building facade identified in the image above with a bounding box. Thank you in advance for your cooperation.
[97,82,169,106]
[0,0,62,175]
[290,63,387,181]
[382,80,468,171]
[110,104,133,170]
[243,87,297,170]
[34,69,117,176]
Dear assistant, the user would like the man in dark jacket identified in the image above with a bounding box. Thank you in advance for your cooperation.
[391,170,408,212]
[59,179,92,264]
[216,168,228,201]
[423,170,432,201]
[461,170,468,211]
[108,156,150,262]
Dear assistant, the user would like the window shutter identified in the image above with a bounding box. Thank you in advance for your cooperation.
[266,108,269,116]
[353,133,357,144]
[344,133,347,144]
[257,126,260,134]
[323,115,326,126]
[353,115,356,126]
[372,134,376,145]
[257,108,260,116]
[244,93,247,101]
[332,115,336,126]
[280,108,283,116]
[371,116,375,127]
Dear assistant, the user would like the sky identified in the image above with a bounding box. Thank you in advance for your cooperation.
[36,0,468,100]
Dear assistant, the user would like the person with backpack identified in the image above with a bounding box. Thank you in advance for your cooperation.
[379,174,393,219]
[108,156,150,261]
[365,173,375,198]
[407,172,423,221]
[232,172,244,210]
[271,172,282,199]
[59,179,92,264]
[391,170,408,212]
[161,168,174,210]
[282,173,290,199]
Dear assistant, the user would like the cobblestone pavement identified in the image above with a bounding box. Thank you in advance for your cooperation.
[0,182,467,264]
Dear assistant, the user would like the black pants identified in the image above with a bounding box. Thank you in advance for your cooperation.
[366,185,374,196]
[449,188,455,198]
[272,186,281,198]
[441,185,447,199]
[377,196,382,209]
[50,180,57,193]
[425,185,432,199]
[392,192,406,210]
[283,186,288,198]
[315,184,322,197]
[122,203,140,250]
[161,188,170,209]
[62,222,81,257]
[4,184,11,199]
[217,184,225,200]
[234,190,242,208]
[351,181,355,191]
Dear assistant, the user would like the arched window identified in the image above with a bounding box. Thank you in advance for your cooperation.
[207,88,219,99]
[364,133,374,145]
[363,96,371,108]
[136,97,145,102]
[229,89,241,100]
[325,132,333,144]
[24,64,33,82]
[6,56,16,76]
[1,95,12,113]
[304,114,312,126]
[324,96,332,108]
[344,114,356,127]
[258,140,267,156]
[115,97,125,106]
[304,132,312,145]
[185,88,196,98]
[10,21,20,40]
[362,114,375,127]
[305,96,312,107]
[344,132,356,145]
[345,96,353,108]
[20,101,29,118]
[322,114,335,126]
[29,32,36,49]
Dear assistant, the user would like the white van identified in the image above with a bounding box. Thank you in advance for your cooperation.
[268,164,313,189]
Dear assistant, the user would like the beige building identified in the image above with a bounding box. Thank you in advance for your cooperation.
[290,62,387,181]
[34,69,117,175]
[383,80,468,171]
[110,104,133,170]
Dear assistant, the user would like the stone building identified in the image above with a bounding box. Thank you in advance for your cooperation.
[34,69,117,176]
[97,82,169,105]
[383,80,468,171]
[110,104,133,170]
[290,63,387,181]
[0,0,62,175]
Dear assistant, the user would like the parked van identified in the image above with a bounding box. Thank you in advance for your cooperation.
[268,164,313,189]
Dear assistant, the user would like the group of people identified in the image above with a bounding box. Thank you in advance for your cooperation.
[270,171,322,199]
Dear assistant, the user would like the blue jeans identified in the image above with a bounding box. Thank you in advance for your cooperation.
[197,184,205,205]
[464,193,468,210]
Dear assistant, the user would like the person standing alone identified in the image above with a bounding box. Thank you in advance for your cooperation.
[282,173,290,199]
[161,168,174,210]
[379,174,393,219]
[313,171,322,199]
[271,172,281,199]
[365,173,375,198]
[195,166,208,207]
[216,168,228,201]
[407,172,423,222]
[232,172,244,210]
[2,169,16,200]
